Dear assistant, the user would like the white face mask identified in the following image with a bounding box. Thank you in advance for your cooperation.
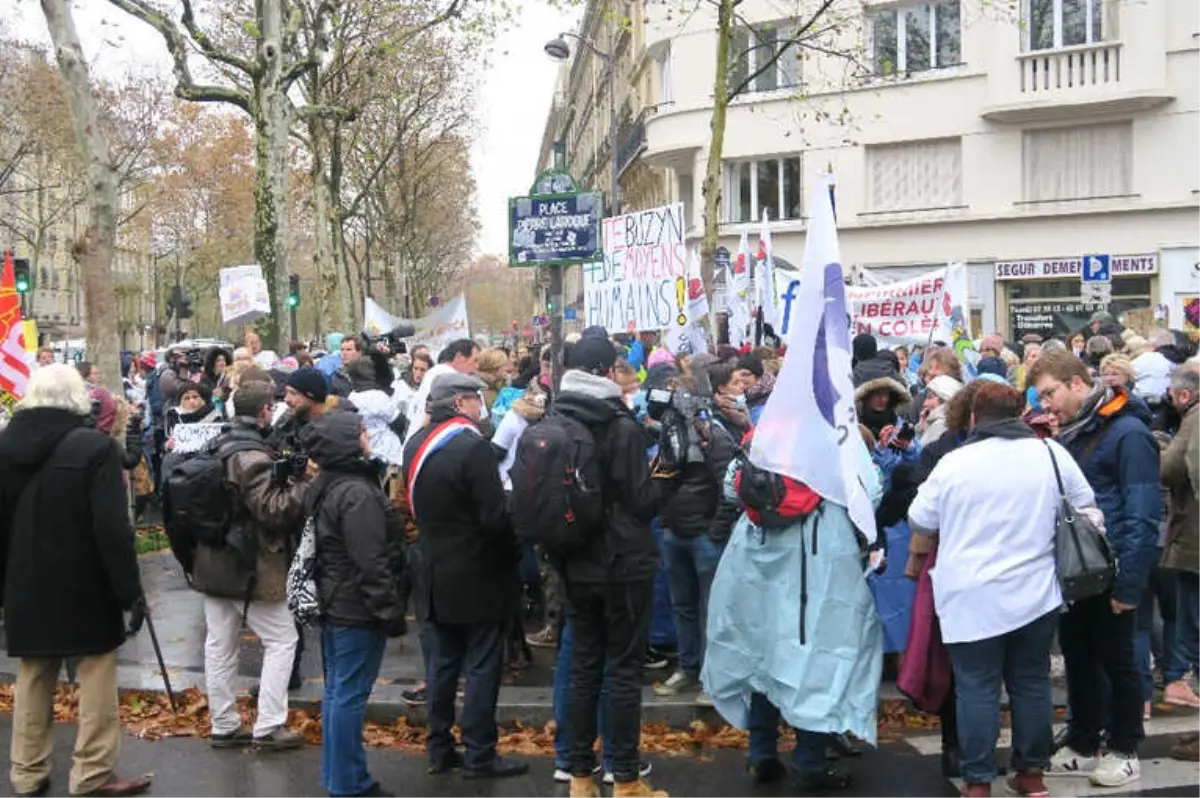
[729,394,747,410]
[623,393,637,409]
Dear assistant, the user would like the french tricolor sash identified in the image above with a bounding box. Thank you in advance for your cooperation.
[406,418,479,521]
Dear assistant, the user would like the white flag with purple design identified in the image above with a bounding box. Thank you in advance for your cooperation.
[749,174,878,544]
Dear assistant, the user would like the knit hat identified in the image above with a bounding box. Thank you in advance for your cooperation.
[979,334,1004,355]
[567,335,618,374]
[852,334,877,366]
[1089,310,1115,325]
[975,356,1008,378]
[926,374,963,402]
[286,366,329,403]
[581,325,609,340]
[647,348,676,369]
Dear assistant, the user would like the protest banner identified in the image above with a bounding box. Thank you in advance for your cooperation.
[364,297,405,336]
[219,265,271,325]
[408,295,469,357]
[172,423,224,454]
[583,202,687,333]
[838,263,968,346]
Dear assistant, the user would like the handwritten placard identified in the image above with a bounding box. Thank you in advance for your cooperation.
[172,423,224,454]
[584,203,687,333]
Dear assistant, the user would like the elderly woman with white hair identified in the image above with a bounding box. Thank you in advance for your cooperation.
[0,365,150,797]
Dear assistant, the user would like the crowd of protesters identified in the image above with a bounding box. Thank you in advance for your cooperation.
[0,307,1196,798]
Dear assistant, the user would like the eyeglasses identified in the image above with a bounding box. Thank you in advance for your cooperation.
[1037,382,1065,406]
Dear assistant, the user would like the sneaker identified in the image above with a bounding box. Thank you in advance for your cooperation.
[653,670,700,696]
[1005,770,1049,797]
[211,726,253,749]
[960,785,991,798]
[253,728,305,751]
[526,625,558,649]
[1047,745,1098,776]
[556,763,604,782]
[352,784,394,798]
[1089,752,1139,788]
[1144,701,1152,721]
[401,685,427,705]
[644,648,670,670]
[1164,679,1200,708]
[603,761,652,784]
[694,691,713,707]
[611,778,668,797]
[462,755,530,779]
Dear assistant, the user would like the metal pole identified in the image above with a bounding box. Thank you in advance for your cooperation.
[549,266,563,392]
[142,605,178,713]
[290,304,299,343]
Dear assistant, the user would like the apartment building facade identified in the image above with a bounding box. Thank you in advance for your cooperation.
[537,0,1198,339]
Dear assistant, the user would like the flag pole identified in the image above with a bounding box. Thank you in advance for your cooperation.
[827,162,837,223]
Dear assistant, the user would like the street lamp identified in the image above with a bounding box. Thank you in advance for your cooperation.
[544,31,620,216]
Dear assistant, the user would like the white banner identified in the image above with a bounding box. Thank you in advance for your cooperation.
[364,297,404,336]
[843,263,968,346]
[409,296,470,357]
[172,423,224,454]
[218,265,270,326]
[584,202,687,333]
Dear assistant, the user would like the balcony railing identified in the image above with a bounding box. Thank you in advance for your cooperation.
[1018,41,1122,94]
[616,108,650,177]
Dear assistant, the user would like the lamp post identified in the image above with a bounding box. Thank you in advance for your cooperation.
[544,33,620,217]
[544,32,619,386]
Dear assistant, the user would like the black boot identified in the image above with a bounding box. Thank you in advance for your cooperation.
[793,766,852,792]
[941,745,961,779]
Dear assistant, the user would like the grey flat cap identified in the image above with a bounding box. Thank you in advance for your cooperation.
[428,371,487,403]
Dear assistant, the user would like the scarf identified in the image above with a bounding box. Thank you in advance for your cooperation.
[860,406,895,439]
[1056,384,1111,445]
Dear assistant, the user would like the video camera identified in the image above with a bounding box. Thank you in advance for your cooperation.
[361,321,417,357]
[270,449,309,482]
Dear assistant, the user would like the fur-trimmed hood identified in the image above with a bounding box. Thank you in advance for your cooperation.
[853,376,911,409]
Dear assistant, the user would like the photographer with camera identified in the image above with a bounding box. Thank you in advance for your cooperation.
[184,381,312,750]
[652,362,740,704]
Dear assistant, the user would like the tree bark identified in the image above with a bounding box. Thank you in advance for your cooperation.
[701,0,735,344]
[40,0,121,390]
[258,0,292,351]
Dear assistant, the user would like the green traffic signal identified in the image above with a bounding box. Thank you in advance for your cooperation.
[13,258,30,295]
[15,276,29,294]
[287,294,299,309]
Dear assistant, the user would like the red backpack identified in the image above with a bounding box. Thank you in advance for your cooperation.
[733,430,821,528]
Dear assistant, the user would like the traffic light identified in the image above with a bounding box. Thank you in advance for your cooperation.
[13,258,31,295]
[287,274,300,309]
[178,297,193,319]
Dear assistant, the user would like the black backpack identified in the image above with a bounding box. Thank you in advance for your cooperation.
[162,437,269,575]
[510,411,607,559]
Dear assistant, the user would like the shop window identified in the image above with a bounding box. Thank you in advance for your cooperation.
[1008,276,1151,339]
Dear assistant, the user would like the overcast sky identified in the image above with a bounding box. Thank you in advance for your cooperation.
[10,0,579,258]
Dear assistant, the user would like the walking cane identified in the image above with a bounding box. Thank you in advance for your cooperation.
[142,605,178,713]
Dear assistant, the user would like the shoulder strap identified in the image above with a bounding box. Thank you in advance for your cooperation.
[405,418,479,521]
[1042,439,1067,501]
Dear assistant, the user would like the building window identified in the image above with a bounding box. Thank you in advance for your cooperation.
[872,1,961,76]
[677,172,694,228]
[725,157,802,223]
[867,138,963,211]
[656,45,673,105]
[730,23,802,95]
[1023,122,1131,202]
[1026,0,1105,51]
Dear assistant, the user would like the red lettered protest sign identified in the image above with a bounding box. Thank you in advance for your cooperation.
[847,265,964,345]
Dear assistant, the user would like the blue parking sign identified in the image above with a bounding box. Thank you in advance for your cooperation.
[1082,254,1110,281]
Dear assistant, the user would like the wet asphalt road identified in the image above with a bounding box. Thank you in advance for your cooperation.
[0,716,1195,797]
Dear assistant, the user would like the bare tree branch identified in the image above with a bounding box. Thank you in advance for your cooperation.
[180,0,255,75]
[728,0,836,100]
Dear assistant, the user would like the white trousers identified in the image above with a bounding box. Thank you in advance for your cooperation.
[203,596,298,737]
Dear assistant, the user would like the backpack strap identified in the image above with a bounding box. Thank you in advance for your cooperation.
[405,418,479,522]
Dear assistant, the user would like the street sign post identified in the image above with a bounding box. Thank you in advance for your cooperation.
[1081,253,1112,306]
[509,169,602,390]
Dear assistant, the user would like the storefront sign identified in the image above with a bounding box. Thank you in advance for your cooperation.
[994,255,1157,280]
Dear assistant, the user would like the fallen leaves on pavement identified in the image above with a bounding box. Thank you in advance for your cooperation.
[0,684,942,756]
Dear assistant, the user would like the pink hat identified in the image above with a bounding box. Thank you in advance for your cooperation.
[647,348,676,369]
[980,334,1004,354]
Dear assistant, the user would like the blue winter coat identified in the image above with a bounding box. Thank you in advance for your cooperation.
[1063,389,1161,607]
[702,445,884,745]
[869,441,921,652]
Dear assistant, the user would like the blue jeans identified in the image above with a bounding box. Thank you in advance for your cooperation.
[650,518,677,648]
[1136,561,1177,701]
[1167,571,1200,684]
[662,531,723,674]
[747,693,830,774]
[553,619,612,772]
[947,611,1056,785]
[321,625,387,796]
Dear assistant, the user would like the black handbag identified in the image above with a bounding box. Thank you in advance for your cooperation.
[1044,440,1116,602]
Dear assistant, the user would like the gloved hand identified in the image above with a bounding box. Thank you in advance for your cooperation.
[125,596,147,639]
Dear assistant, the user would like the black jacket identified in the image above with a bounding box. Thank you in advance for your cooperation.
[0,408,143,658]
[552,370,659,584]
[402,408,518,625]
[303,412,405,632]
[661,414,740,544]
